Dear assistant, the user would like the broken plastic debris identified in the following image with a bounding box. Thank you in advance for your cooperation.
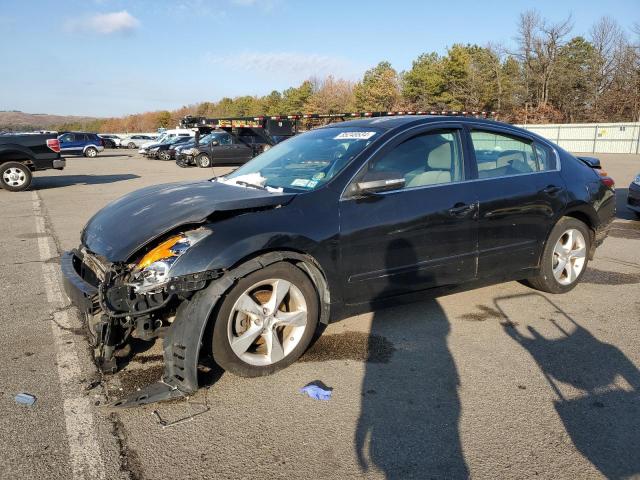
[15,392,37,406]
[299,381,333,401]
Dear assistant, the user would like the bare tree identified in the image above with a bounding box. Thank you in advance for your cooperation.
[590,16,626,117]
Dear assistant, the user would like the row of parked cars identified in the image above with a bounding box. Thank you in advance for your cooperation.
[138,127,274,168]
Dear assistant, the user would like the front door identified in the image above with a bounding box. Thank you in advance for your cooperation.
[339,126,478,304]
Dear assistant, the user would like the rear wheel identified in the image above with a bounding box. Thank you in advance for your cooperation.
[526,217,591,294]
[212,262,319,377]
[84,147,98,158]
[196,153,211,168]
[0,162,32,192]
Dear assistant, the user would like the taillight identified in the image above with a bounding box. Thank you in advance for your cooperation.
[600,176,615,188]
[46,138,60,153]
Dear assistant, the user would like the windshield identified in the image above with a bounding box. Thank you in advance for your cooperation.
[223,126,381,191]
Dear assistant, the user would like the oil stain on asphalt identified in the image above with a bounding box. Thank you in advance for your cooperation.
[459,305,503,322]
[116,364,165,398]
[609,221,640,240]
[581,267,640,285]
[300,332,396,363]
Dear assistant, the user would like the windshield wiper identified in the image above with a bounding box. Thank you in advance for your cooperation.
[235,180,268,191]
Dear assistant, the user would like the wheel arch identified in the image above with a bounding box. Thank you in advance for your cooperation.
[541,204,597,264]
[161,249,330,395]
[0,146,36,165]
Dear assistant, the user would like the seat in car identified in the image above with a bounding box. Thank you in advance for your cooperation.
[405,141,453,187]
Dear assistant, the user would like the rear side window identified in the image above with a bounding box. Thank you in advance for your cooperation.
[75,134,88,142]
[365,130,464,189]
[534,143,557,171]
[470,131,537,178]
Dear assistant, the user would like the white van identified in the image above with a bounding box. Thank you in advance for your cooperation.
[139,129,195,152]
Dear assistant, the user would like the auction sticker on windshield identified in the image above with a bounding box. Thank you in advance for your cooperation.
[333,131,377,140]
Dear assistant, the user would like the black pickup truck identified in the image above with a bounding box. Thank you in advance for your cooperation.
[0,133,65,191]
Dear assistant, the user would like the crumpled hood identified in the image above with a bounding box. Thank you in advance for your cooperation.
[81,180,296,262]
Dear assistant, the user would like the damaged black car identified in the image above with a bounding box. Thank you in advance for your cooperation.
[61,116,615,406]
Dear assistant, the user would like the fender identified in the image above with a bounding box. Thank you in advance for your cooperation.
[0,144,36,162]
[110,251,330,407]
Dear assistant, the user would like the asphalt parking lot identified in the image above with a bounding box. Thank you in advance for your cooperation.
[1,151,639,479]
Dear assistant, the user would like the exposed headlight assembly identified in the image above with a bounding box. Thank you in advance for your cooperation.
[149,147,159,153]
[131,228,211,293]
[633,174,640,186]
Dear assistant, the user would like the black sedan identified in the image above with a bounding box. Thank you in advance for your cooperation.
[628,173,640,218]
[61,116,615,406]
[146,136,192,160]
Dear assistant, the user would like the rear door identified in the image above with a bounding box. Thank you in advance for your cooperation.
[339,124,478,304]
[229,135,255,164]
[466,126,567,277]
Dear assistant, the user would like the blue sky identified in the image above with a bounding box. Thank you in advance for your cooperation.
[0,0,637,117]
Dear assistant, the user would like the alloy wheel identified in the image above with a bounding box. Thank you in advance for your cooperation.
[2,167,27,188]
[552,228,587,285]
[227,278,308,366]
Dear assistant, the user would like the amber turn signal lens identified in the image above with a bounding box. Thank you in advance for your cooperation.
[137,235,183,269]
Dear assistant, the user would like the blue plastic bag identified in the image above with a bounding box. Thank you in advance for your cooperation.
[299,383,332,401]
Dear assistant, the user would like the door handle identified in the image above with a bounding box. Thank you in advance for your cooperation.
[448,202,476,217]
[541,185,562,195]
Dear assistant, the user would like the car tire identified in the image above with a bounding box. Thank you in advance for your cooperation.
[128,142,136,149]
[526,217,591,294]
[196,153,211,168]
[211,262,320,378]
[0,162,32,192]
[158,151,171,161]
[634,211,640,219]
[84,147,98,158]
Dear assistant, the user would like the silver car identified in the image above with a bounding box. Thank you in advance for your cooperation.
[121,135,157,149]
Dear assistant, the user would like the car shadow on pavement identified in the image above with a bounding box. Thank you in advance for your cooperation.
[355,239,469,478]
[32,174,140,189]
[496,293,640,479]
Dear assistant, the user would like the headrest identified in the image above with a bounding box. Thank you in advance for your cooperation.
[427,142,452,170]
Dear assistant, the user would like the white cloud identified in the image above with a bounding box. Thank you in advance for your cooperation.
[205,51,354,77]
[65,10,140,35]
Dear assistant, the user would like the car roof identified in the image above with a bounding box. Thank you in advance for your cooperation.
[321,115,515,132]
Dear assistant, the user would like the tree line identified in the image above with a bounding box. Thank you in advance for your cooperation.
[60,11,639,133]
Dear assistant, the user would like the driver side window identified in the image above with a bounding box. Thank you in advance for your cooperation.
[218,133,232,145]
[364,130,464,189]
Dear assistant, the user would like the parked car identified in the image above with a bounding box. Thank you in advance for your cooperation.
[146,136,193,160]
[0,133,65,191]
[139,129,194,152]
[61,116,615,406]
[121,135,156,149]
[58,132,104,157]
[179,130,269,168]
[98,134,121,148]
[628,173,640,218]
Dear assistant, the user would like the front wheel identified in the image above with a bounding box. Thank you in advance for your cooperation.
[196,153,211,168]
[158,150,171,161]
[0,162,32,192]
[84,147,98,158]
[212,262,320,377]
[526,217,591,294]
[127,142,136,149]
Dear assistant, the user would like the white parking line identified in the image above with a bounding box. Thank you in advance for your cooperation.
[31,191,106,480]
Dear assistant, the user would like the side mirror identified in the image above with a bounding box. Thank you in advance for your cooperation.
[356,173,405,195]
[210,141,219,146]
